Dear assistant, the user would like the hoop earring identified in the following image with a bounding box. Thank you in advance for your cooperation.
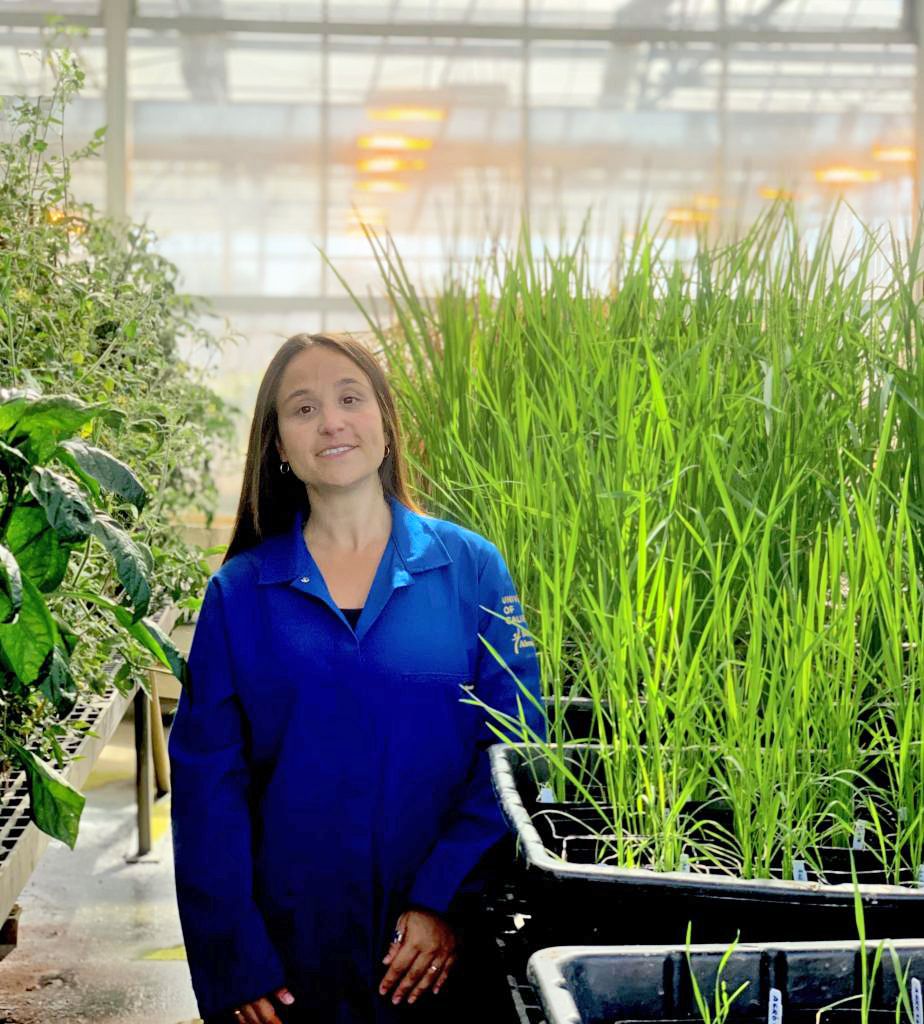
[384,444,390,458]
[279,461,291,475]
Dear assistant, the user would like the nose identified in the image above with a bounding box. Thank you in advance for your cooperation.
[317,402,348,436]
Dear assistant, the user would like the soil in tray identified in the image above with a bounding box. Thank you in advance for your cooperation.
[527,801,917,886]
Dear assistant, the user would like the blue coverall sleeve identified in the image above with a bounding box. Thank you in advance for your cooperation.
[407,541,547,915]
[168,577,287,1020]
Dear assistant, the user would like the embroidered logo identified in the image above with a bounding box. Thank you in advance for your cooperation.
[501,592,535,655]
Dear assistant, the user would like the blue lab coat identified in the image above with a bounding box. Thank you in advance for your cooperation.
[168,494,545,1022]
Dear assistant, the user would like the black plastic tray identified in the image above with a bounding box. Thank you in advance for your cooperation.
[526,940,924,1024]
[490,742,924,943]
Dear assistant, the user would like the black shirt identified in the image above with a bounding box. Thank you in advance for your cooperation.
[340,607,361,629]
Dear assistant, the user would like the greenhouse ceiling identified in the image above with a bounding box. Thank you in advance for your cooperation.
[0,0,919,319]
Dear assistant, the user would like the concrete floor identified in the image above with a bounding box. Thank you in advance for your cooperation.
[0,710,202,1024]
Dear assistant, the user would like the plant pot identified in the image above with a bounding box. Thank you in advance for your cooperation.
[543,696,599,740]
[526,940,924,1024]
[490,743,924,949]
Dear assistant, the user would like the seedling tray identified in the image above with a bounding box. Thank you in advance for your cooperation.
[526,941,924,1024]
[490,743,924,944]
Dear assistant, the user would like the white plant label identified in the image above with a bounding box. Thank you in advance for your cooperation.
[537,784,555,804]
[680,854,691,873]
[768,987,783,1024]
[792,859,807,882]
[911,978,922,1024]
[917,864,924,887]
[852,821,866,851]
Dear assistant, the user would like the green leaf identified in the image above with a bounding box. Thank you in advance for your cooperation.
[7,739,85,849]
[0,388,42,434]
[28,467,94,542]
[0,439,31,476]
[51,446,101,503]
[37,647,78,714]
[6,503,71,592]
[4,395,122,462]
[89,514,151,620]
[57,440,146,511]
[0,573,57,683]
[52,615,79,657]
[71,590,187,686]
[0,545,23,624]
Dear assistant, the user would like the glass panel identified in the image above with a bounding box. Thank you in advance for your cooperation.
[129,29,324,296]
[327,0,524,25]
[0,0,100,14]
[325,34,525,295]
[728,0,905,30]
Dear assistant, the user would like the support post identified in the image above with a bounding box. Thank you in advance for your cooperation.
[132,687,153,859]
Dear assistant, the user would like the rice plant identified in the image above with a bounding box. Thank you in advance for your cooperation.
[328,200,924,884]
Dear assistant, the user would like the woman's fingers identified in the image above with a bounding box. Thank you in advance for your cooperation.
[274,987,295,1007]
[238,997,280,1024]
[432,954,456,996]
[390,949,438,1005]
[407,951,457,1004]
[382,914,408,967]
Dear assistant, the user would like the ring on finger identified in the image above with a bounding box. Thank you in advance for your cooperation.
[429,962,441,973]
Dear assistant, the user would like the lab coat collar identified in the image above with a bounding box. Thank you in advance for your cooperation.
[257,493,452,586]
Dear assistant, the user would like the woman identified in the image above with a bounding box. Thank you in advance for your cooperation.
[168,332,545,1024]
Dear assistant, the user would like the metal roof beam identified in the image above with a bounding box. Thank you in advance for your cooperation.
[0,10,911,46]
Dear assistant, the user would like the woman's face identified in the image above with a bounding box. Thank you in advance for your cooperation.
[275,345,388,497]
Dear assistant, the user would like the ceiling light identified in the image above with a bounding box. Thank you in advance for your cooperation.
[357,134,432,151]
[759,187,796,200]
[356,157,426,173]
[367,106,445,122]
[354,180,408,194]
[871,145,914,163]
[666,208,711,224]
[814,166,881,184]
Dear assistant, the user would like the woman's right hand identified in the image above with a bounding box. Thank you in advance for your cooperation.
[233,985,295,1024]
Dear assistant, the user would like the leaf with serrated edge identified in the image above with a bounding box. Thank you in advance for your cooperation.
[90,514,151,620]
[57,440,145,511]
[7,739,85,849]
[28,468,94,543]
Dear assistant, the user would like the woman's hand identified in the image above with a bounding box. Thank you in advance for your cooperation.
[379,908,458,1006]
[232,985,295,1024]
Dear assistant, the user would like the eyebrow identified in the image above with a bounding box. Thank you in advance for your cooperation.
[284,378,365,403]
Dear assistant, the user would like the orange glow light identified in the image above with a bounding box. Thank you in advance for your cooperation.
[357,134,432,151]
[666,208,711,225]
[356,157,426,173]
[872,145,914,163]
[354,180,408,194]
[367,106,445,122]
[693,193,721,210]
[759,187,795,200]
[814,166,881,184]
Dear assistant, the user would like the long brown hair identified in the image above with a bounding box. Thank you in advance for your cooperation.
[223,332,424,564]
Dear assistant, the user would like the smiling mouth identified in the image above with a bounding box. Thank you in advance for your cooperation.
[318,445,356,458]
